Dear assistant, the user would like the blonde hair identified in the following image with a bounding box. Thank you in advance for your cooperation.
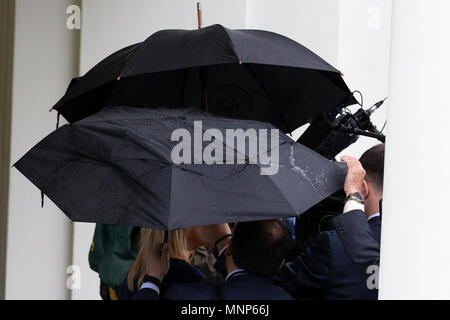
[127,228,190,292]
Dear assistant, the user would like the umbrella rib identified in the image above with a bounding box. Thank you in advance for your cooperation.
[218,25,241,62]
[261,171,299,217]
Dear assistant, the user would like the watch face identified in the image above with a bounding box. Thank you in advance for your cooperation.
[347,192,364,202]
[354,192,364,201]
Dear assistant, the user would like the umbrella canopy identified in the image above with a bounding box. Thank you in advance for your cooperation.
[53,43,141,121]
[14,107,346,230]
[53,24,355,132]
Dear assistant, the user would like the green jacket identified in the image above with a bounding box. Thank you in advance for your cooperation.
[88,224,139,296]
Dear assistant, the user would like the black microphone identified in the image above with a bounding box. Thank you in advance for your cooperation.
[367,97,387,116]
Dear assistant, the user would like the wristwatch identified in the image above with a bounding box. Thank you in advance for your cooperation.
[345,192,365,204]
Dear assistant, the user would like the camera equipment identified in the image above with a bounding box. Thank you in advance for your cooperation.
[298,95,386,160]
[291,94,386,256]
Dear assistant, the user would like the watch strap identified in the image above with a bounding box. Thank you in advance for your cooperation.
[345,192,364,204]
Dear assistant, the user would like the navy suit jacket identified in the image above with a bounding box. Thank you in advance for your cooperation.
[166,272,293,300]
[275,210,381,300]
[332,210,381,267]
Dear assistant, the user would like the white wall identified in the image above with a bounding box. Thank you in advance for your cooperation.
[80,0,247,72]
[6,0,79,299]
[246,0,340,66]
[380,0,450,299]
[336,0,391,158]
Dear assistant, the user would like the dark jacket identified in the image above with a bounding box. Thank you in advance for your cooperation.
[166,272,293,300]
[122,258,205,300]
[332,209,381,266]
[275,209,381,300]
[89,224,139,299]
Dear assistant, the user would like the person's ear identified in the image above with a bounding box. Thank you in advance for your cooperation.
[362,180,369,199]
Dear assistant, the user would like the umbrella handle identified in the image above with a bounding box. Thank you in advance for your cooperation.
[164,230,169,243]
[197,3,202,29]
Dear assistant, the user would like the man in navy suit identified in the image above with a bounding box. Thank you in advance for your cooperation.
[275,144,384,300]
[166,219,294,300]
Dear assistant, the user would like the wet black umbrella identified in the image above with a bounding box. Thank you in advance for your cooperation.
[15,107,346,230]
[53,24,355,132]
[52,43,141,122]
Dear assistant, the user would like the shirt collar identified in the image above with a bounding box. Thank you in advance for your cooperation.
[367,212,380,221]
[225,269,247,281]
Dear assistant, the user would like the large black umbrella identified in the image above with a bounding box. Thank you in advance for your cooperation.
[15,107,346,230]
[53,24,355,132]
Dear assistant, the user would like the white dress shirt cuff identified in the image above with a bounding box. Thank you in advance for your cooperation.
[367,212,380,221]
[343,200,365,213]
[140,282,160,295]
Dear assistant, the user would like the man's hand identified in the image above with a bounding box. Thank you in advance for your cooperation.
[144,242,171,281]
[341,155,366,196]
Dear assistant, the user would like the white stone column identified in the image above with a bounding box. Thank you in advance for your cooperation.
[379,0,450,299]
[6,0,80,299]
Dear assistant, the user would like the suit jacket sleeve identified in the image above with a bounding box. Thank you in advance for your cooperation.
[274,231,332,295]
[164,284,186,300]
[332,209,380,266]
[130,288,160,300]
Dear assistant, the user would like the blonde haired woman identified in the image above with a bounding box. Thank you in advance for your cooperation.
[121,227,207,299]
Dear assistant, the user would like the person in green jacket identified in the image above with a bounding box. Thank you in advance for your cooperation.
[89,224,139,300]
